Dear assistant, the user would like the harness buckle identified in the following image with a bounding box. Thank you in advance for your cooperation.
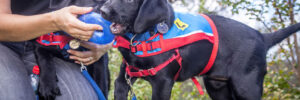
[148,68,157,76]
[137,69,145,77]
[130,45,137,53]
[80,62,87,72]
[148,41,154,51]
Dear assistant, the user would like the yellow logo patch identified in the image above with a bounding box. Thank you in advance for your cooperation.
[174,18,189,31]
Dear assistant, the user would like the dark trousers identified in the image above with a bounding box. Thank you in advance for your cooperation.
[0,43,100,100]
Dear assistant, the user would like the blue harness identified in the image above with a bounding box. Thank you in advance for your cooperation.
[113,12,220,96]
[113,12,215,57]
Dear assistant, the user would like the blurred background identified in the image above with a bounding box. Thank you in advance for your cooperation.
[107,0,300,99]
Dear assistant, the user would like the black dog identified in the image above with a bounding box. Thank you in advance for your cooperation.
[33,6,110,100]
[100,0,300,99]
[33,43,110,100]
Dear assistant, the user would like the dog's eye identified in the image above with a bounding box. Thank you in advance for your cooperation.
[127,0,134,3]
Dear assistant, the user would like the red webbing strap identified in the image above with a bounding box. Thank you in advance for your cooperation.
[129,34,161,53]
[198,14,219,75]
[191,77,204,95]
[113,33,214,57]
[173,49,182,80]
[113,36,130,49]
[125,49,181,77]
[36,33,72,49]
[135,33,214,57]
[130,41,161,53]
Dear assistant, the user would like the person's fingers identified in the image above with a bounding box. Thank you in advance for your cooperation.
[69,56,94,63]
[80,41,113,51]
[67,50,93,58]
[68,40,114,65]
[70,17,103,31]
[76,33,93,41]
[75,60,96,65]
[74,22,103,31]
[67,7,103,31]
[67,17,98,32]
[78,35,91,41]
[67,28,93,41]
[69,6,93,15]
[80,41,98,50]
[68,20,101,40]
[96,42,113,50]
[72,34,90,41]
[83,60,95,65]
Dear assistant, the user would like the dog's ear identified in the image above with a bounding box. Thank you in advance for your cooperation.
[133,0,171,34]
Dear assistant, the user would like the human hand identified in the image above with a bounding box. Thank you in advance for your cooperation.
[51,6,102,41]
[67,41,113,65]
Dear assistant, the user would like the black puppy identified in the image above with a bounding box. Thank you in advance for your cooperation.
[33,8,110,100]
[34,43,110,100]
[100,0,300,100]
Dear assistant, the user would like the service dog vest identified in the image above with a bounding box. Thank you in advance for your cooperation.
[113,12,219,59]
[113,12,219,95]
[113,12,219,75]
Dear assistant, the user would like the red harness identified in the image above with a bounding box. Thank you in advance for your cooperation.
[36,33,72,49]
[114,14,219,95]
[125,49,183,80]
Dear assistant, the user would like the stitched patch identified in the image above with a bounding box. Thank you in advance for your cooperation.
[174,18,189,31]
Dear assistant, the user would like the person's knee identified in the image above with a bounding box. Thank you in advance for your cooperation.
[53,58,98,100]
[0,44,35,100]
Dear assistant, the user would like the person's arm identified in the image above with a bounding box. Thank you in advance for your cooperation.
[0,0,102,42]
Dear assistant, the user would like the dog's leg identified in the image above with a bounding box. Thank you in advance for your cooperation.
[203,76,235,100]
[34,47,61,100]
[87,53,110,98]
[114,63,137,100]
[222,42,266,100]
[230,63,266,100]
[150,77,175,100]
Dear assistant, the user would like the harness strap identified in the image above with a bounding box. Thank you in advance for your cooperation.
[198,14,219,75]
[114,32,214,57]
[173,49,182,80]
[125,49,182,78]
[130,34,162,53]
[113,36,130,49]
[191,77,204,95]
[36,33,73,49]
[130,40,161,53]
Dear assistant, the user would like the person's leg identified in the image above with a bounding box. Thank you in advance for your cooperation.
[53,57,99,100]
[22,42,106,100]
[0,43,35,100]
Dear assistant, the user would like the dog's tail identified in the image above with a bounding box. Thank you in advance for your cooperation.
[264,23,300,49]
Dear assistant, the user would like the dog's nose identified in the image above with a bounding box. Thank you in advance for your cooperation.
[100,6,111,17]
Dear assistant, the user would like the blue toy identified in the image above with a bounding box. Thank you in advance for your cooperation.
[79,12,115,44]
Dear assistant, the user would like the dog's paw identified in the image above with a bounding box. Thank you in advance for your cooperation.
[38,82,61,100]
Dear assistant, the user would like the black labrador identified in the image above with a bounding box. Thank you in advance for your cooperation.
[100,0,300,100]
[33,5,110,100]
[34,43,110,100]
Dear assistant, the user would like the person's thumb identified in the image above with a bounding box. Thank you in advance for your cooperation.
[69,6,93,15]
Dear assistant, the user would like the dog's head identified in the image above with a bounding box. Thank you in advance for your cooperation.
[100,0,174,35]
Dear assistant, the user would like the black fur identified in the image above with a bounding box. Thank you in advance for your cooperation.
[33,40,110,100]
[100,0,300,100]
[33,8,110,100]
